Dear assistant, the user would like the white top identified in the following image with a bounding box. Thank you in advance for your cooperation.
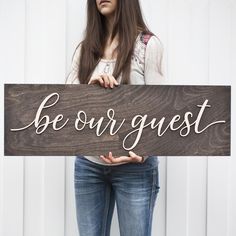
[65,32,165,165]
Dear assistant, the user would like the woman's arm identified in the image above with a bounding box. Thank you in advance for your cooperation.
[65,44,81,85]
[142,35,165,161]
[144,35,165,85]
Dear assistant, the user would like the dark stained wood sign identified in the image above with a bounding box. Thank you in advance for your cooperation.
[4,84,231,156]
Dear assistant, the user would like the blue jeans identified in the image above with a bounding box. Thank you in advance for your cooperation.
[74,155,160,236]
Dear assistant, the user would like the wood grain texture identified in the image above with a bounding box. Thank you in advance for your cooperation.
[4,84,231,156]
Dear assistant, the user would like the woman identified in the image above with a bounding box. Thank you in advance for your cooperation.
[66,0,164,235]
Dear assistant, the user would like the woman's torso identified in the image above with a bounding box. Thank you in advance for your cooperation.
[84,32,154,166]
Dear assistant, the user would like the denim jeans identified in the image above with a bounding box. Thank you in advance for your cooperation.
[74,155,160,236]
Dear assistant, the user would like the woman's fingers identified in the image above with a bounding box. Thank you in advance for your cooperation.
[100,151,143,164]
[88,74,119,88]
[97,77,105,86]
[129,151,143,162]
[100,155,113,164]
[106,75,118,88]
[110,75,119,87]
[88,76,104,86]
[106,75,113,88]
[101,74,110,88]
[111,76,119,86]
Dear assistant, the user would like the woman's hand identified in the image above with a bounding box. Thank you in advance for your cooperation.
[88,74,119,88]
[100,151,145,164]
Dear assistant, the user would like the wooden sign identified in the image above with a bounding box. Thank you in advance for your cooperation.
[4,84,230,156]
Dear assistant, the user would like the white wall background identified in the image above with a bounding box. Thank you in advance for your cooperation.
[0,0,235,235]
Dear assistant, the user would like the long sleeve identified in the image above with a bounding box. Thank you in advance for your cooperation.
[65,44,81,85]
[144,35,165,85]
[143,35,165,161]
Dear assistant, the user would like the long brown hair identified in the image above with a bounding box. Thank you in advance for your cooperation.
[77,0,152,84]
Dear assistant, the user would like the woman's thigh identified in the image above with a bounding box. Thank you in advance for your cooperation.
[74,156,115,236]
[111,156,160,236]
